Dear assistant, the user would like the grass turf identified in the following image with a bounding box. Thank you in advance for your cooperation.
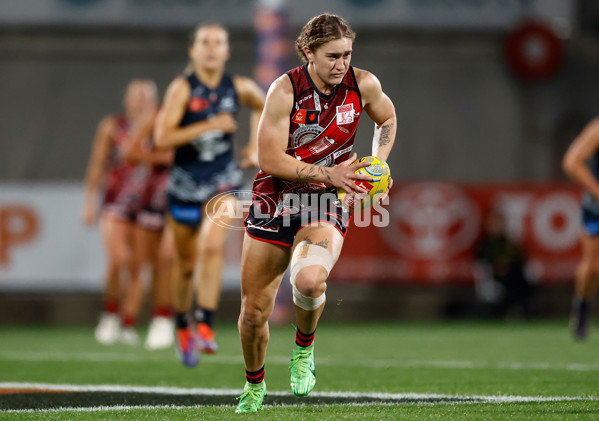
[0,320,598,419]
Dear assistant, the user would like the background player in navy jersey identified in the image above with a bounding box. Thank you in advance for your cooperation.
[154,23,265,367]
[563,118,599,341]
[82,79,169,346]
[235,13,396,412]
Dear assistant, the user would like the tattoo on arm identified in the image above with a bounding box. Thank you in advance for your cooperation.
[377,123,393,147]
[295,165,332,183]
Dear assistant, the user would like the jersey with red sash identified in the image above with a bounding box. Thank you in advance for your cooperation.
[251,64,362,217]
[102,114,150,221]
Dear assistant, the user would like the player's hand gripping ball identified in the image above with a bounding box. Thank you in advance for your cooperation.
[337,156,391,211]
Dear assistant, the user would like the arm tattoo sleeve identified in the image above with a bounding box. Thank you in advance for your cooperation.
[295,165,332,183]
[377,123,393,147]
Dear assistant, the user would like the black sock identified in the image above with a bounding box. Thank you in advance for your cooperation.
[175,312,189,329]
[194,307,214,327]
[296,328,315,347]
[245,366,265,384]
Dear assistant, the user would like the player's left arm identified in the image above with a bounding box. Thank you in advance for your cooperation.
[234,76,266,168]
[355,68,396,162]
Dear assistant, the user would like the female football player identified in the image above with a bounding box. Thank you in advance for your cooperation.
[235,13,396,412]
[82,79,161,345]
[563,117,599,340]
[154,23,265,367]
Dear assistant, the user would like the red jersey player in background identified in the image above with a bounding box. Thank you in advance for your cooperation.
[82,79,174,348]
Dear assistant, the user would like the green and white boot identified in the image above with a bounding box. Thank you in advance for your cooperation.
[289,343,316,397]
[235,381,266,413]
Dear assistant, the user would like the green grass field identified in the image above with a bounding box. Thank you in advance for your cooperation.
[0,320,598,420]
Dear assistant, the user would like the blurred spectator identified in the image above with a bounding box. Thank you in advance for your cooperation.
[473,209,535,319]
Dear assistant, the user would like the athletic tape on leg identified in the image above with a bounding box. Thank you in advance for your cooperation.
[290,242,334,311]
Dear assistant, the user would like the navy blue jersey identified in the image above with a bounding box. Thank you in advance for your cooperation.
[582,153,599,213]
[167,72,243,204]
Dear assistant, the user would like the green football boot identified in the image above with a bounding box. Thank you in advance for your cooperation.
[235,381,266,413]
[289,343,316,397]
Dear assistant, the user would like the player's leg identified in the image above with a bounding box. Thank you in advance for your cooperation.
[119,223,149,345]
[145,226,175,350]
[288,222,343,397]
[193,194,237,353]
[95,214,133,345]
[571,232,599,340]
[168,215,200,366]
[236,234,290,413]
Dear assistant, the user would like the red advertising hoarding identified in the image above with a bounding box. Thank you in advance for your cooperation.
[331,182,582,286]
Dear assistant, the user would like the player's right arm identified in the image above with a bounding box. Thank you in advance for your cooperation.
[257,75,370,194]
[154,77,237,150]
[122,110,173,166]
[81,115,116,226]
[563,118,599,201]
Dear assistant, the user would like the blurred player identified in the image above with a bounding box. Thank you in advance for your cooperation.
[121,110,176,350]
[563,117,599,341]
[82,79,162,345]
[235,13,396,412]
[154,23,265,367]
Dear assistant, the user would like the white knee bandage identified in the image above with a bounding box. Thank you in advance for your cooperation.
[289,242,334,311]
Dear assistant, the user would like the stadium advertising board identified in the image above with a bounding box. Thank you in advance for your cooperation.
[0,183,243,292]
[0,182,582,291]
[332,182,582,285]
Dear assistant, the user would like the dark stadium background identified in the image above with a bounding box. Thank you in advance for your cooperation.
[0,0,597,325]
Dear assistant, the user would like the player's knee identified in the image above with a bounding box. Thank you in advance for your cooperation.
[588,262,599,279]
[158,250,174,269]
[111,250,131,269]
[289,242,334,311]
[176,258,194,282]
[293,266,328,298]
[198,241,223,260]
[238,299,269,330]
[578,258,599,279]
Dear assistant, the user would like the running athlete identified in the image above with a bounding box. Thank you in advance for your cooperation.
[121,112,176,350]
[154,23,265,367]
[235,13,396,412]
[82,79,160,345]
[563,117,599,341]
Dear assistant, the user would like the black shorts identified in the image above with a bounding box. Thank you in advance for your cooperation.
[244,201,350,247]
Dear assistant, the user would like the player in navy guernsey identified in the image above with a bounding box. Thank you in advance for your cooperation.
[563,118,599,341]
[236,13,396,413]
[154,23,265,368]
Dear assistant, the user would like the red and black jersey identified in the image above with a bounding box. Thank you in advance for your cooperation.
[103,114,149,214]
[251,64,362,217]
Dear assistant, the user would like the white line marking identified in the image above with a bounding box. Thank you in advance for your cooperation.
[1,351,598,372]
[0,382,597,407]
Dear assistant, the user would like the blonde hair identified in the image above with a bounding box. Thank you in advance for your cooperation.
[295,13,356,62]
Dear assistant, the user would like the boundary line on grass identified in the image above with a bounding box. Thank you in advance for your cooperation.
[1,382,597,413]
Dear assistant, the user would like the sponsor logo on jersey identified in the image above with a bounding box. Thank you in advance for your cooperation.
[292,109,320,125]
[246,220,280,232]
[336,103,355,125]
[188,97,209,113]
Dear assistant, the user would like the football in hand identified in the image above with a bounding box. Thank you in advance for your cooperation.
[337,156,391,211]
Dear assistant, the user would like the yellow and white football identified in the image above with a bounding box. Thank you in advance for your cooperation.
[337,156,391,211]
